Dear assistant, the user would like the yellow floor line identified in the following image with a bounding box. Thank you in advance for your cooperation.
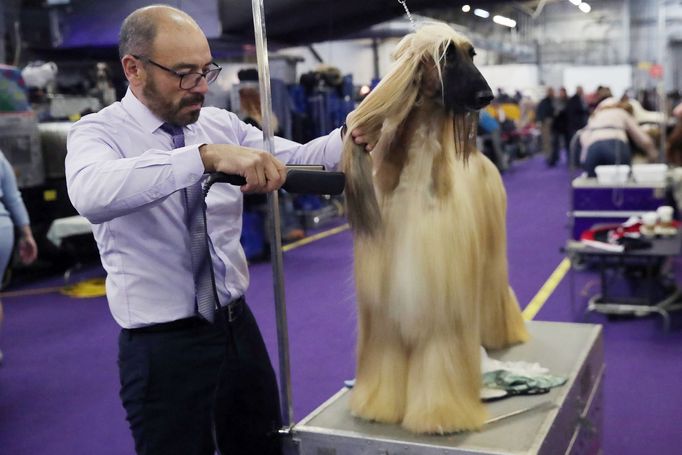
[9,225,566,315]
[2,225,351,298]
[0,285,65,298]
[282,223,349,252]
[522,258,571,321]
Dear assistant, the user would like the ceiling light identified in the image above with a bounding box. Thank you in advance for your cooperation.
[474,8,490,19]
[493,15,517,28]
[569,0,581,5]
[579,2,591,12]
[462,5,471,13]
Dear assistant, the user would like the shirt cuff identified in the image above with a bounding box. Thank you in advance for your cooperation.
[170,144,205,188]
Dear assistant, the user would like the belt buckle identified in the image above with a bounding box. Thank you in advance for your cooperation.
[226,298,240,322]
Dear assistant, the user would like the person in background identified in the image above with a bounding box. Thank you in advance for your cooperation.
[0,150,39,364]
[518,94,536,129]
[588,85,613,112]
[478,109,507,172]
[564,86,589,164]
[550,87,569,166]
[666,122,682,167]
[580,97,657,177]
[65,5,368,455]
[536,87,558,166]
[239,84,306,245]
[666,103,682,166]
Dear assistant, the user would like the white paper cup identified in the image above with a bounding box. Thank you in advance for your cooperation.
[643,211,658,227]
[657,206,674,223]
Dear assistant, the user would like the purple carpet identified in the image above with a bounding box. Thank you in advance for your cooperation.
[1,155,681,454]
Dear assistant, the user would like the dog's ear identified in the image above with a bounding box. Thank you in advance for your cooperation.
[418,56,441,99]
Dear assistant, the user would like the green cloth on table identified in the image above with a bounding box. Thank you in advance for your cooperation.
[483,370,567,394]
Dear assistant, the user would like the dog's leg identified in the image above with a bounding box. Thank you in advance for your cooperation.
[350,304,408,424]
[402,334,486,434]
[480,285,529,349]
[473,155,530,348]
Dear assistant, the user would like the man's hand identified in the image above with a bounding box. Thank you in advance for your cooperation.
[345,112,374,153]
[199,144,287,193]
[350,127,374,153]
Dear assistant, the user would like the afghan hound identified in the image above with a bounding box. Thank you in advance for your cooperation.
[342,22,530,434]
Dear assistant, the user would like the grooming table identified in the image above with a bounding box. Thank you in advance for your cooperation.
[292,321,603,455]
[46,215,98,281]
[46,215,92,247]
[565,233,682,331]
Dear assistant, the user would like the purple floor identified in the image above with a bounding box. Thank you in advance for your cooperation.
[2,155,682,453]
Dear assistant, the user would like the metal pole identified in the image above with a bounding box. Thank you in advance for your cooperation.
[251,0,295,431]
[658,0,667,163]
[372,38,380,80]
[0,0,5,64]
[622,0,630,69]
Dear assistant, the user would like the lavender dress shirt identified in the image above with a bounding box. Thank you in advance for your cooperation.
[66,89,343,328]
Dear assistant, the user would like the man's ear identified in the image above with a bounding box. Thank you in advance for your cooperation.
[121,55,144,87]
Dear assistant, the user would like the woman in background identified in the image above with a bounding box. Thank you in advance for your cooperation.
[580,97,657,177]
[0,150,38,364]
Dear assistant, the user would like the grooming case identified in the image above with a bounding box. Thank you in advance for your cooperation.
[292,321,603,455]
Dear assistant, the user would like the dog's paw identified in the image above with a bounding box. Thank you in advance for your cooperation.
[349,383,405,424]
[401,403,486,434]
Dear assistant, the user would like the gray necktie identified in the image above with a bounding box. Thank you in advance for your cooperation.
[160,123,217,323]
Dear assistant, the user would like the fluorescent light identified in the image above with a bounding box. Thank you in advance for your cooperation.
[462,5,471,13]
[569,0,581,5]
[493,15,517,28]
[579,2,591,12]
[474,8,490,19]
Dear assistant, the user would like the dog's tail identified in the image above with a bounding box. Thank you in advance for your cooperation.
[342,139,380,237]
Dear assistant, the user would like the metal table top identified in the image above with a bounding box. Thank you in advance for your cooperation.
[294,321,603,454]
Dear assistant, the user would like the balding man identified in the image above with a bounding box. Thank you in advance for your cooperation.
[66,5,361,454]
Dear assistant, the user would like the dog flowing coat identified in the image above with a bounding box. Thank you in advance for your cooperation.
[342,22,529,434]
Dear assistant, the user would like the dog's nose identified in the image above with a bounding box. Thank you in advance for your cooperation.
[475,90,494,108]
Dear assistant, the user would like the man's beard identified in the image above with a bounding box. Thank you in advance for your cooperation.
[143,77,204,126]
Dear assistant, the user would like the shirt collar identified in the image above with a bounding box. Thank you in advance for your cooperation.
[121,88,197,134]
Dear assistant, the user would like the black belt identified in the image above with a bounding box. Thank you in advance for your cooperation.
[220,296,245,323]
[125,296,245,334]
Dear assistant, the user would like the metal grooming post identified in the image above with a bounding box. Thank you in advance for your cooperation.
[251,0,295,434]
[398,0,417,30]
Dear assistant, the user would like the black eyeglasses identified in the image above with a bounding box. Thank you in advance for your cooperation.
[132,55,222,89]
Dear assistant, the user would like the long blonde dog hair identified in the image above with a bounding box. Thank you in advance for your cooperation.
[343,22,529,434]
[342,22,477,237]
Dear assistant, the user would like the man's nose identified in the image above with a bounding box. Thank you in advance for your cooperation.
[191,76,210,95]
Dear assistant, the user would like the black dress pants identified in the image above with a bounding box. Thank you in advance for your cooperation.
[118,301,282,455]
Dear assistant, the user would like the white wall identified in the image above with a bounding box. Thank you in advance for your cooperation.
[563,65,632,98]
[478,64,539,97]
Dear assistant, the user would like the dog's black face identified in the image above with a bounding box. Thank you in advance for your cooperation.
[441,42,493,114]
